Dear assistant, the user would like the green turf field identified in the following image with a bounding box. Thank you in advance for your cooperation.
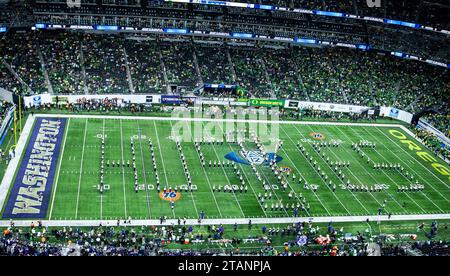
[2,115,450,221]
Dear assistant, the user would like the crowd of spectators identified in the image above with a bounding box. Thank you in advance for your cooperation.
[0,32,47,94]
[0,101,12,125]
[82,34,130,94]
[1,219,447,256]
[0,62,25,95]
[40,32,85,94]
[196,46,235,85]
[0,31,448,140]
[415,128,449,160]
[1,31,447,111]
[231,48,272,98]
[123,39,164,94]
[160,43,200,88]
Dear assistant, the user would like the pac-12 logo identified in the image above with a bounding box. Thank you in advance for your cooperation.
[225,151,282,166]
[309,132,326,140]
[159,191,181,202]
[240,150,265,165]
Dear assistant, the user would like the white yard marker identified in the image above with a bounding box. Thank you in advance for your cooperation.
[208,141,246,217]
[49,118,70,220]
[120,119,128,218]
[75,120,88,219]
[280,126,352,215]
[152,121,176,218]
[136,120,152,219]
[168,120,199,217]
[1,213,449,227]
[307,124,404,213]
[191,140,223,217]
[100,119,105,220]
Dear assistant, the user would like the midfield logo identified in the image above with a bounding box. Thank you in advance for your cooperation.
[225,151,283,166]
[240,150,266,165]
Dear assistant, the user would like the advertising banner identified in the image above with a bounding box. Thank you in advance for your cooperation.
[248,99,285,107]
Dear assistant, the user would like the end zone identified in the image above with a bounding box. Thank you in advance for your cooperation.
[1,116,67,219]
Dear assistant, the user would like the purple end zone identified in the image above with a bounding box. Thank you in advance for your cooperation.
[2,117,67,219]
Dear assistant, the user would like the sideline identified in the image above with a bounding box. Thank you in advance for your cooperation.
[0,214,449,227]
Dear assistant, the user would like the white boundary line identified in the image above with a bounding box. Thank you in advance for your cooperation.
[1,214,449,227]
[74,120,88,219]
[0,114,448,224]
[26,114,408,127]
[0,115,35,215]
[49,118,70,219]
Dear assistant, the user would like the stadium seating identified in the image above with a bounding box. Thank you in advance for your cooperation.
[123,39,165,94]
[0,31,448,138]
[0,33,47,94]
[224,0,450,29]
[82,34,130,94]
[39,32,86,94]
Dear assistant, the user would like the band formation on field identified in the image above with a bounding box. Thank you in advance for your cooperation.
[0,114,448,226]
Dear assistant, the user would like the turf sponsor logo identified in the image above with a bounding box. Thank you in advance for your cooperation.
[3,118,66,219]
[309,132,326,140]
[159,191,181,202]
[280,166,293,174]
[389,129,450,181]
[225,151,282,166]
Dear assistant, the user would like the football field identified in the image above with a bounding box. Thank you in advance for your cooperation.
[1,114,449,223]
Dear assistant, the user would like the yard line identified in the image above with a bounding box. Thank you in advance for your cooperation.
[119,119,128,218]
[240,142,290,216]
[214,124,268,217]
[208,140,246,217]
[280,126,353,215]
[168,121,199,217]
[100,119,105,220]
[277,136,333,216]
[377,126,450,192]
[136,120,152,219]
[246,134,313,217]
[75,119,88,219]
[315,125,409,213]
[191,143,223,217]
[251,160,290,217]
[152,121,176,218]
[277,146,331,216]
[345,125,439,213]
[49,118,70,220]
[293,124,380,214]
